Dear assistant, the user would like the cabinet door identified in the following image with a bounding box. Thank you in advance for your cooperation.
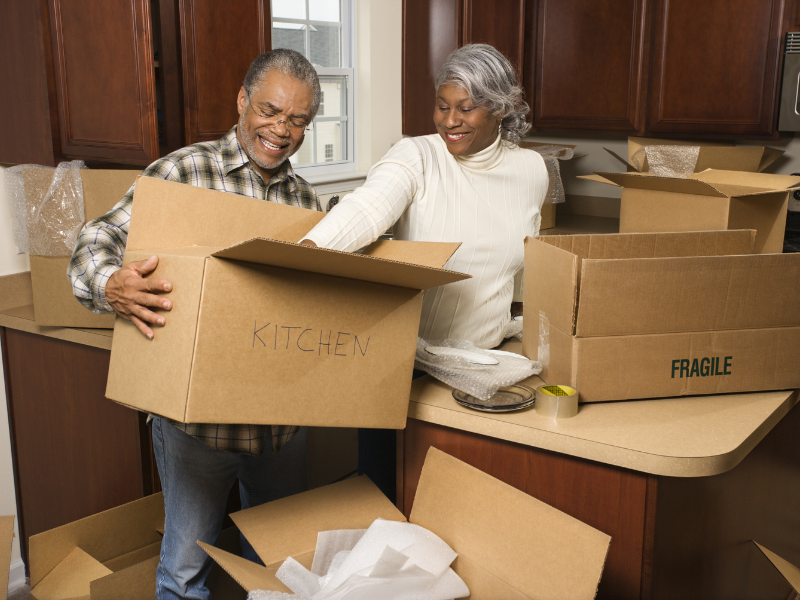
[402,0,461,136]
[462,0,527,74]
[533,0,649,132]
[47,0,159,165]
[648,0,788,136]
[180,0,270,145]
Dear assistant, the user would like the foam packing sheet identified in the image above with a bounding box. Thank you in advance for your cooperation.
[247,519,469,600]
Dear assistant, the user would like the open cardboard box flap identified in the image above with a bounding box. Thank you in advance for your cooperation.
[590,170,800,198]
[29,493,164,599]
[621,137,783,173]
[203,448,610,599]
[755,542,800,593]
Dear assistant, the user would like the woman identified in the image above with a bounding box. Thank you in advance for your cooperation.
[302,43,548,349]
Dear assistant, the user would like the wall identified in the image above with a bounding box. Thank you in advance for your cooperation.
[0,164,28,587]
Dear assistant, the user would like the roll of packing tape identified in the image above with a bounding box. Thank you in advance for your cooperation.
[535,384,579,418]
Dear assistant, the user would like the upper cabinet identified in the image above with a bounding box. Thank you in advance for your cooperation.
[648,0,789,136]
[404,0,791,138]
[180,0,271,144]
[532,0,650,132]
[46,0,160,165]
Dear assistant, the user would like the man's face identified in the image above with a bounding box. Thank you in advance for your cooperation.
[236,70,314,178]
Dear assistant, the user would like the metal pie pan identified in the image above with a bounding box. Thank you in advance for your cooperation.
[452,384,535,412]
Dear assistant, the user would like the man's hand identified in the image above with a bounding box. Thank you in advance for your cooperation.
[105,255,172,339]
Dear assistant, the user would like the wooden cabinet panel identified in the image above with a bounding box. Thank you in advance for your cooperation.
[463,0,526,73]
[534,0,649,132]
[0,1,56,165]
[180,0,269,144]
[402,0,461,136]
[648,0,788,136]
[46,0,159,165]
[1,328,150,570]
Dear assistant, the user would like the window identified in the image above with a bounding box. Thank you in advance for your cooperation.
[272,0,354,175]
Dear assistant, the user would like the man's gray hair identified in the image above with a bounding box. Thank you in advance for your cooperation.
[243,49,322,118]
[435,44,530,145]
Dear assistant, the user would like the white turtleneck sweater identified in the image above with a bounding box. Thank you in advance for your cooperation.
[304,133,548,349]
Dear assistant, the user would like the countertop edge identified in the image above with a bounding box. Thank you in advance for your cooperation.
[0,313,113,351]
[408,389,799,478]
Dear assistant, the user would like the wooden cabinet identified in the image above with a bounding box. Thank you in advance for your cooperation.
[532,0,650,133]
[0,0,273,166]
[180,0,271,144]
[404,0,791,138]
[647,0,789,136]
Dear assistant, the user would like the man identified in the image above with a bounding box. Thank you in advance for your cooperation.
[68,49,321,600]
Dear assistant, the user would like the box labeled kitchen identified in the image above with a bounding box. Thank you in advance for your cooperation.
[201,447,611,599]
[18,167,140,328]
[105,177,470,429]
[581,169,800,254]
[523,230,800,403]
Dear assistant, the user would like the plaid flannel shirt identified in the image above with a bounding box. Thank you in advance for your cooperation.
[68,126,321,455]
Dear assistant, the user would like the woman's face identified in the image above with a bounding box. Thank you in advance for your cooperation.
[433,84,501,156]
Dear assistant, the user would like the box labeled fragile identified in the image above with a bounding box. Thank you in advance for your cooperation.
[201,447,611,599]
[522,230,800,402]
[105,177,469,428]
[581,169,800,254]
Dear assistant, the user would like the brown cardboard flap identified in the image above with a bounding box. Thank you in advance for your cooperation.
[360,238,461,269]
[90,555,159,600]
[692,169,800,191]
[409,448,610,600]
[759,146,784,171]
[0,516,14,596]
[32,547,112,600]
[596,172,726,197]
[80,170,140,221]
[198,543,290,593]
[576,253,800,336]
[211,238,470,290]
[523,237,579,334]
[28,492,164,587]
[576,173,620,186]
[727,192,789,254]
[603,147,637,171]
[127,177,326,251]
[754,542,800,592]
[230,476,406,569]
[0,272,33,311]
[102,540,161,572]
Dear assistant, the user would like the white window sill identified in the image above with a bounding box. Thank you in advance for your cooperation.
[301,169,369,194]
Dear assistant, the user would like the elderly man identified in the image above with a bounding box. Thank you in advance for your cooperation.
[68,49,321,600]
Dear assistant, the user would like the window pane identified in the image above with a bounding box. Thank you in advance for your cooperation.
[315,121,344,162]
[272,22,306,57]
[309,24,340,67]
[318,77,346,117]
[309,0,340,22]
[272,0,305,19]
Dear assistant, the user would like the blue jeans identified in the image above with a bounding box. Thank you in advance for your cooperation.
[151,417,308,600]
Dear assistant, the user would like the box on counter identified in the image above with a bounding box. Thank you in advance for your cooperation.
[22,168,139,328]
[579,169,800,254]
[201,447,611,599]
[605,136,784,174]
[522,230,800,403]
[540,202,556,230]
[106,177,470,428]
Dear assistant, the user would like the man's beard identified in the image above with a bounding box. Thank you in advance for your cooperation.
[238,112,290,172]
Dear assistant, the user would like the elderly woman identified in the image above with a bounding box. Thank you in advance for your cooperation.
[302,43,547,349]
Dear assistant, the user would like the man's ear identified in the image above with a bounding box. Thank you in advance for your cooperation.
[237,86,247,116]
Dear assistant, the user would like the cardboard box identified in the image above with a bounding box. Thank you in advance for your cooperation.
[23,168,140,328]
[605,137,784,173]
[201,447,611,599]
[105,177,470,428]
[755,542,800,594]
[580,169,800,254]
[540,202,556,230]
[522,230,800,403]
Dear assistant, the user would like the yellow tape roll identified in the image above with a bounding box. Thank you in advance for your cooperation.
[535,385,579,418]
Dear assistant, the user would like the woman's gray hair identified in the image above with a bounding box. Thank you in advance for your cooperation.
[435,44,530,145]
[243,49,322,118]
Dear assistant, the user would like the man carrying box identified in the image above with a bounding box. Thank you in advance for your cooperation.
[68,49,322,600]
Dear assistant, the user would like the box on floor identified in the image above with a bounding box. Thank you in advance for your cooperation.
[579,169,800,254]
[105,177,470,429]
[605,136,783,174]
[523,230,800,402]
[201,447,612,599]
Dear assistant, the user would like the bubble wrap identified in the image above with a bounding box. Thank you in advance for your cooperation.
[630,145,699,178]
[529,145,574,204]
[5,161,86,256]
[248,519,469,600]
[414,338,541,401]
[504,316,523,341]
